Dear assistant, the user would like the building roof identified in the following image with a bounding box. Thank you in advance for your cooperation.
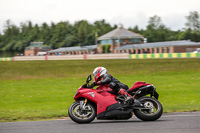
[25,42,52,50]
[30,42,43,46]
[115,40,200,50]
[48,45,97,53]
[115,44,134,50]
[97,27,144,40]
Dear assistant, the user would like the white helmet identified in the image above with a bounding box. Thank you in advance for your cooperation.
[93,67,107,82]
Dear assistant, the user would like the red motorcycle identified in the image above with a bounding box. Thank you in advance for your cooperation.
[68,75,163,123]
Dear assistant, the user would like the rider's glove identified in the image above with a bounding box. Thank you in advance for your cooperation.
[88,82,97,88]
[88,81,101,88]
[92,81,101,86]
[97,81,101,85]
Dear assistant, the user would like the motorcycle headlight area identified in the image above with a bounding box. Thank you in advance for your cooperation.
[74,90,80,97]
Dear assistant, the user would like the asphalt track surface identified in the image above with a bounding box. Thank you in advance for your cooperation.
[0,112,200,133]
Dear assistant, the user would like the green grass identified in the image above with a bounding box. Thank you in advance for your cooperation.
[0,58,200,122]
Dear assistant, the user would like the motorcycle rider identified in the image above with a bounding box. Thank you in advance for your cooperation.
[90,67,133,103]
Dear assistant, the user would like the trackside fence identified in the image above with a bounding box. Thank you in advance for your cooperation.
[0,57,13,61]
[129,53,200,59]
[0,53,199,61]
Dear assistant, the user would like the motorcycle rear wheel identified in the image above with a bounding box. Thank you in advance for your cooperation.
[68,101,96,124]
[134,97,163,121]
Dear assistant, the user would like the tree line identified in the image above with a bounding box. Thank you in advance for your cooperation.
[0,11,200,56]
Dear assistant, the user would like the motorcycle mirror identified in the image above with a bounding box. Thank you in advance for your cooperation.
[86,75,92,83]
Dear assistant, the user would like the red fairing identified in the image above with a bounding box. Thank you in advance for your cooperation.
[96,84,113,92]
[74,86,118,115]
[129,82,151,91]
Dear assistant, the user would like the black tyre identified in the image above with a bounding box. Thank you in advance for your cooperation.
[68,101,96,124]
[134,97,163,121]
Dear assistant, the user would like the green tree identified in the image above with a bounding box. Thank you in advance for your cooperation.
[60,34,78,47]
[128,25,140,33]
[178,29,192,40]
[143,15,172,42]
[75,20,93,46]
[40,23,51,43]
[178,29,200,42]
[50,21,72,48]
[147,15,163,30]
[185,11,200,31]
[100,45,105,53]
[93,19,114,36]
[105,45,111,53]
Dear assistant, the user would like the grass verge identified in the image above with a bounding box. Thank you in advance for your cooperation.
[0,58,200,122]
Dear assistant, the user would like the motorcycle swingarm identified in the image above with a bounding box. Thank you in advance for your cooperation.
[121,105,151,110]
[132,107,151,110]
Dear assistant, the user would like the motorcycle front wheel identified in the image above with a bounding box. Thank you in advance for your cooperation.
[68,101,96,124]
[134,97,163,121]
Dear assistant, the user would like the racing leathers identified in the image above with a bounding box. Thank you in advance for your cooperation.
[97,73,128,92]
[91,73,133,103]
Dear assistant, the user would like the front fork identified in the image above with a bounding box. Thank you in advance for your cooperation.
[79,99,87,110]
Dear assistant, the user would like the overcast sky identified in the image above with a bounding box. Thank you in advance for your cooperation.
[0,0,200,33]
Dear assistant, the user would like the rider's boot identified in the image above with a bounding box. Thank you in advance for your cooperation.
[118,88,134,104]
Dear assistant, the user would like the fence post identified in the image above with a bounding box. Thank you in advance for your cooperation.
[45,55,48,60]
[83,54,87,59]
